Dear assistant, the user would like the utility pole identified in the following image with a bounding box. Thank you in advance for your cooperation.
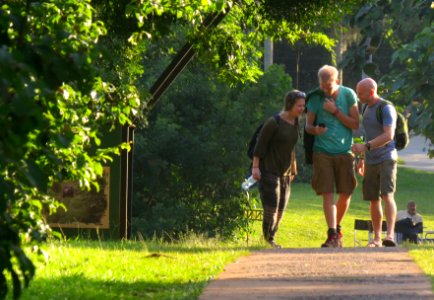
[264,38,273,71]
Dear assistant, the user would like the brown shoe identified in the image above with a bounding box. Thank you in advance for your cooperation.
[321,234,338,248]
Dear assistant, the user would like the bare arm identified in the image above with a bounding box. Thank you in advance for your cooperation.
[252,156,261,181]
[290,149,297,176]
[356,157,364,176]
[305,111,327,135]
[323,100,359,130]
[352,125,394,154]
[368,125,394,148]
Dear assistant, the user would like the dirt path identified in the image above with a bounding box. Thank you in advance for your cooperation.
[199,247,434,300]
[200,136,434,300]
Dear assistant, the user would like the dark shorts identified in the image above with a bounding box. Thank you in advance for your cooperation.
[258,172,291,212]
[363,160,397,201]
[312,152,357,195]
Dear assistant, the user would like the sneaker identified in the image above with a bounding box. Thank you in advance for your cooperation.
[321,234,338,248]
[336,231,343,248]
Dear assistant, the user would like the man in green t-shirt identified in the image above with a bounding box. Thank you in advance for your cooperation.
[305,65,359,248]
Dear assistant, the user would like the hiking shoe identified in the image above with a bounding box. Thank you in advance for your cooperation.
[321,234,338,248]
[336,231,343,248]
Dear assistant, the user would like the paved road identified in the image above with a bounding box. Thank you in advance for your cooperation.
[398,135,434,172]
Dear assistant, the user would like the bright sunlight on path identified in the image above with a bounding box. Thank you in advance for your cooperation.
[199,248,434,300]
[399,135,434,172]
[200,135,434,300]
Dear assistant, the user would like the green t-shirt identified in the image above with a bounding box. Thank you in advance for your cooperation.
[253,116,298,176]
[306,86,358,155]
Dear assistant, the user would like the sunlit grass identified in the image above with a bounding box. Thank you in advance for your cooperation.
[14,237,261,300]
[247,167,434,248]
[409,245,434,287]
[7,167,434,299]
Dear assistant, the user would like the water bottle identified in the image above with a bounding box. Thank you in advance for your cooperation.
[242,175,257,191]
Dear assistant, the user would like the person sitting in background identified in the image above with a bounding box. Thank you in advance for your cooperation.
[395,201,423,243]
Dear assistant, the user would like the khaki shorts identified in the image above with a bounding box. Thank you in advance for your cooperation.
[362,160,397,201]
[312,152,357,195]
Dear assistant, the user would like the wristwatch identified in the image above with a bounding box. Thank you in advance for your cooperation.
[365,142,371,151]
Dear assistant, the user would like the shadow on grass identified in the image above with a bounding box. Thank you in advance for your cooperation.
[44,239,264,254]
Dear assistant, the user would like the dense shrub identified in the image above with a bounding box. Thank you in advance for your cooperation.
[132,64,302,239]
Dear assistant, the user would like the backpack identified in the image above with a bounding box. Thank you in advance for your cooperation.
[303,88,324,164]
[362,99,409,150]
[247,114,280,160]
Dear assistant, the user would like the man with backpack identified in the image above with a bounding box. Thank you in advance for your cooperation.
[352,77,399,247]
[305,65,359,248]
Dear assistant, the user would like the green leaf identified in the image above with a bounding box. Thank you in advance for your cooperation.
[363,62,378,77]
[23,160,48,192]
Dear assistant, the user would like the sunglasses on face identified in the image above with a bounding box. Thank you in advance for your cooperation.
[294,91,306,99]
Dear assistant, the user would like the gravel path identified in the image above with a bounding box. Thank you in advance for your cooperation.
[200,248,434,300]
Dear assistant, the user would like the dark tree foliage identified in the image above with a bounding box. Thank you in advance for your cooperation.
[0,1,140,298]
[340,0,434,156]
[0,0,362,298]
[132,64,293,239]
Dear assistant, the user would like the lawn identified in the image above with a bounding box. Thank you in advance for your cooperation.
[248,166,434,248]
[8,167,434,300]
[13,239,257,300]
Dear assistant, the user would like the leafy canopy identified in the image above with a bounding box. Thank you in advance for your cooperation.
[0,0,362,298]
[340,0,433,155]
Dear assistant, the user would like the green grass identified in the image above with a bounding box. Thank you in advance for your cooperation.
[8,167,434,299]
[409,245,434,288]
[252,166,434,248]
[14,238,261,300]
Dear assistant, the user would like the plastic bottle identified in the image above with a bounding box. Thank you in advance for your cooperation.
[241,175,257,191]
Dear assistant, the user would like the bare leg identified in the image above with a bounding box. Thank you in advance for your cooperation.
[370,200,383,243]
[336,193,351,225]
[382,193,397,240]
[322,193,336,228]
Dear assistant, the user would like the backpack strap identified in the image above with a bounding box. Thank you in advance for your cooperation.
[271,114,281,137]
[362,103,367,115]
[376,99,393,124]
[306,87,325,101]
[273,114,280,126]
[362,99,393,124]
